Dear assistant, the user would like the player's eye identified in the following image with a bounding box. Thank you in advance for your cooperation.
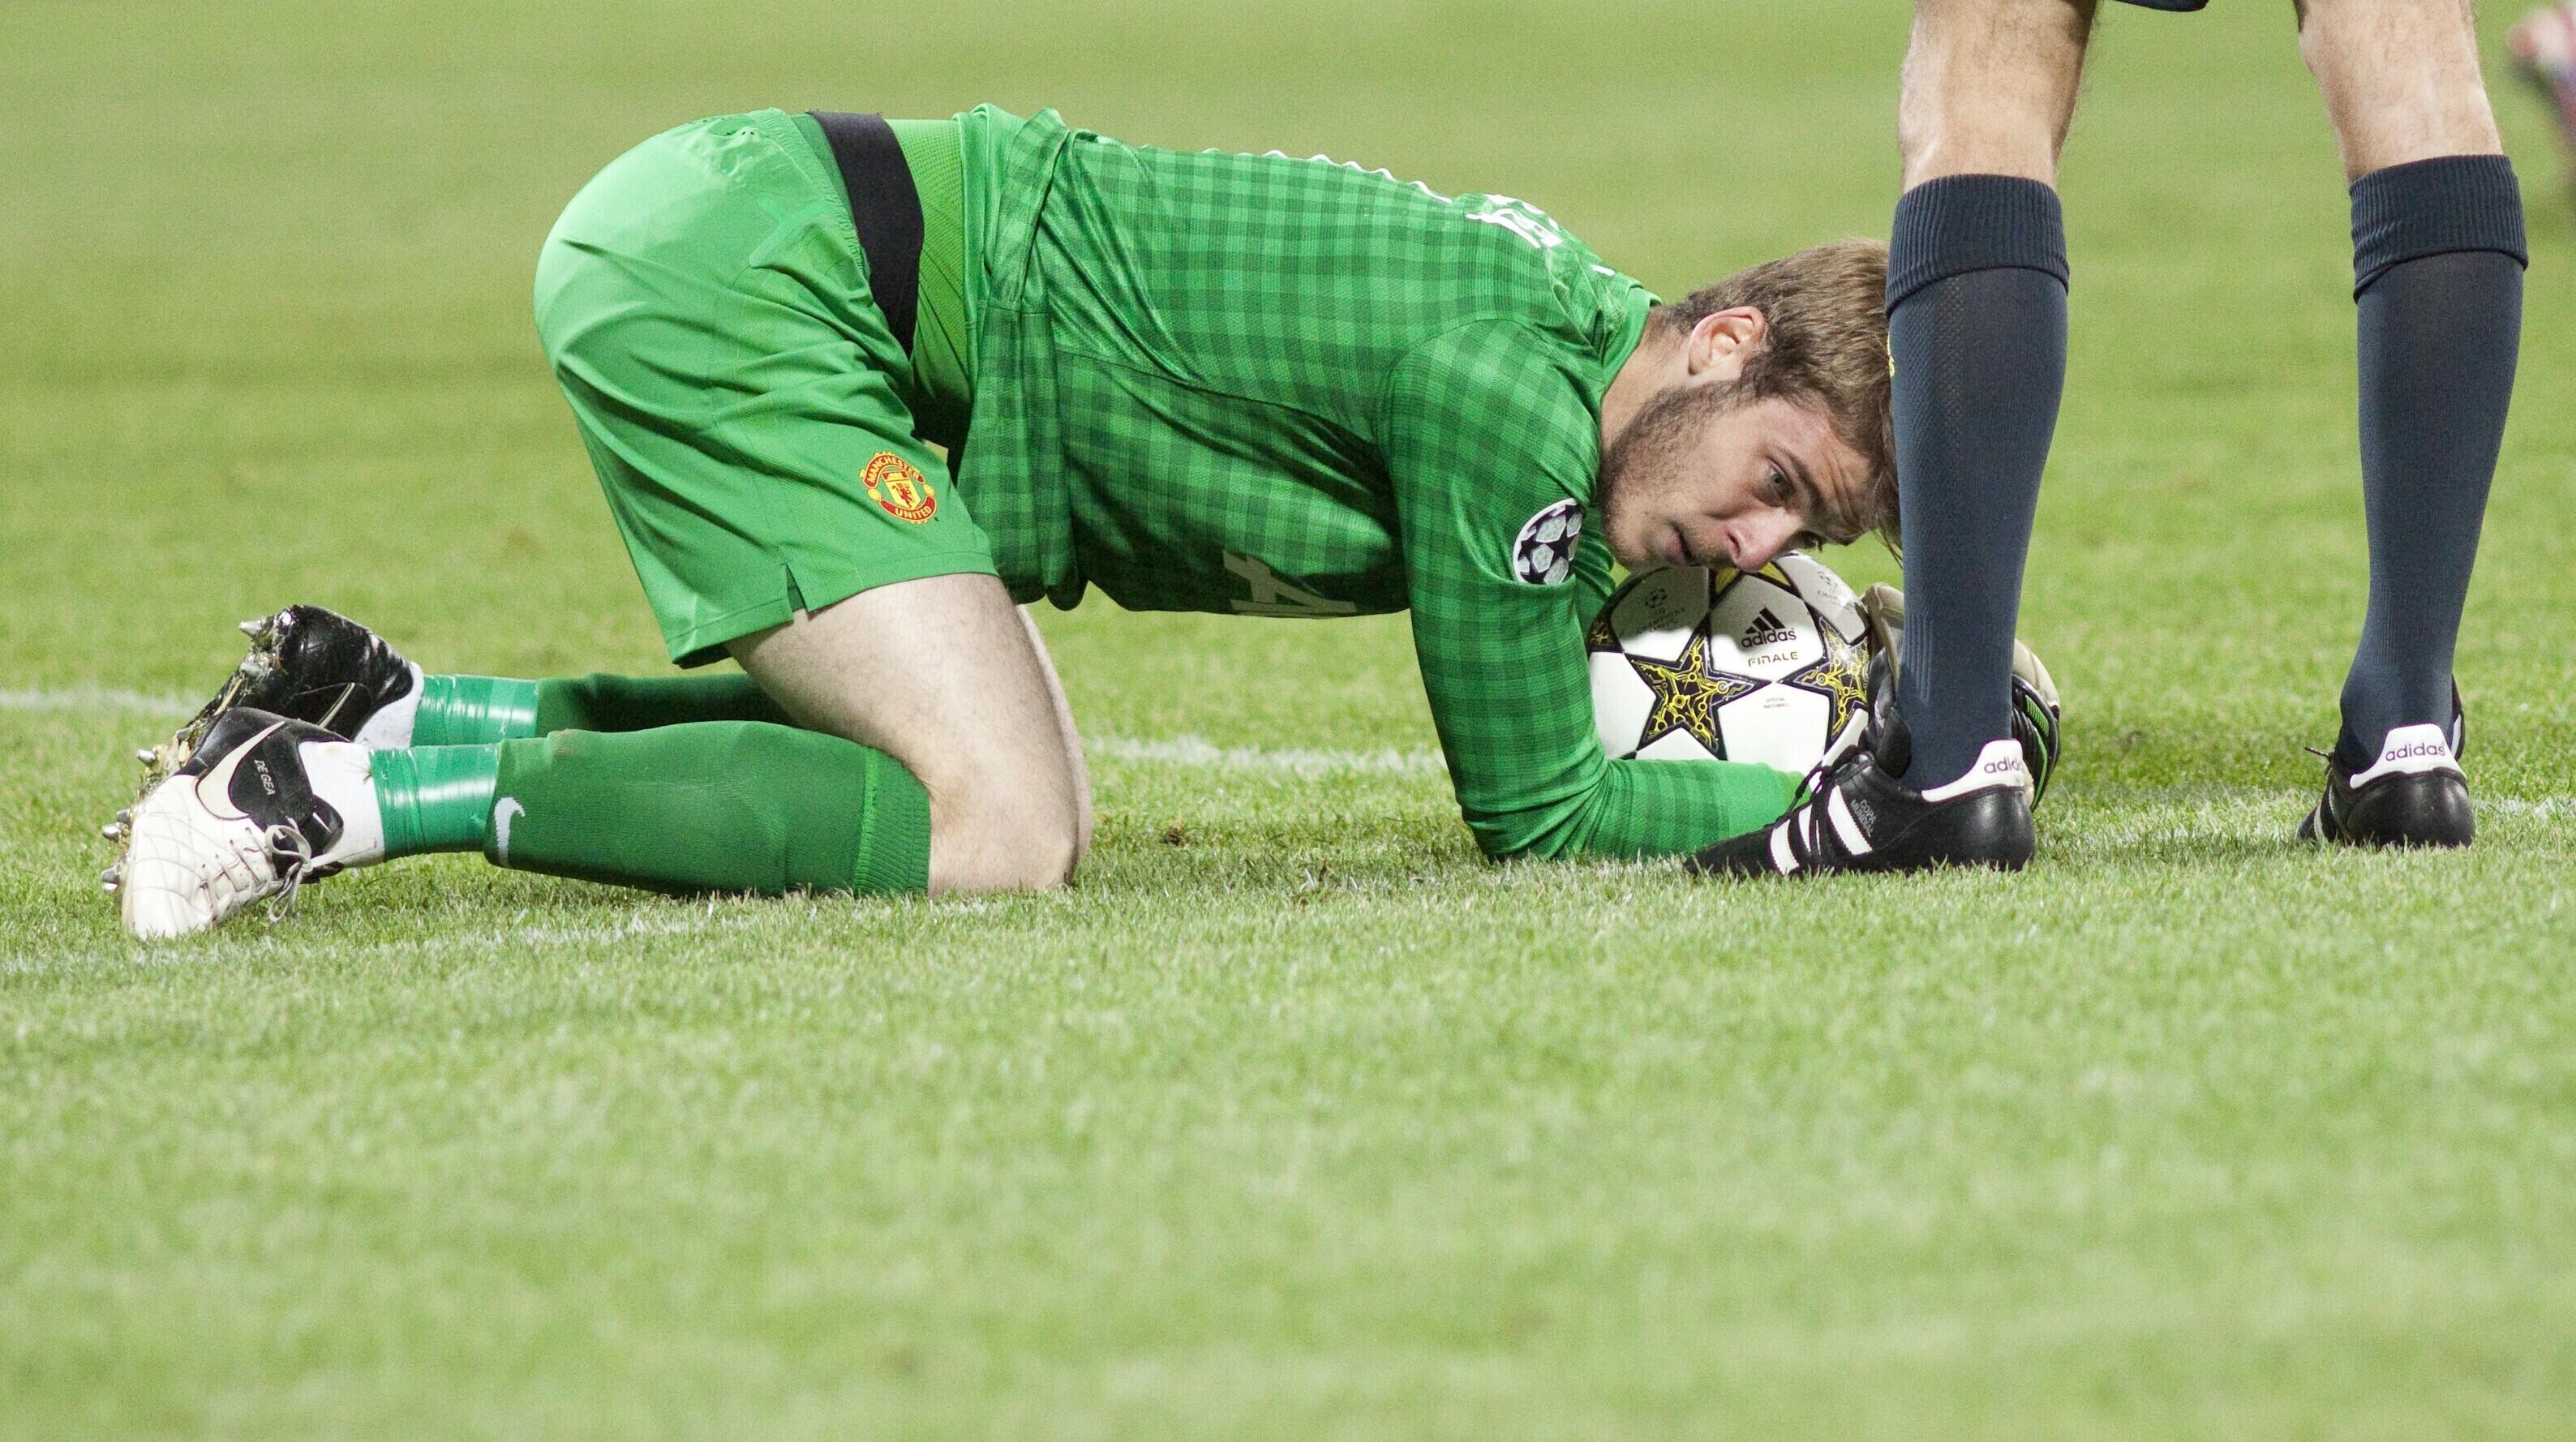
[1767,466,1793,504]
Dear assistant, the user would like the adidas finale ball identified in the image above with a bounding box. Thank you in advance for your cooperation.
[1587,552,1872,774]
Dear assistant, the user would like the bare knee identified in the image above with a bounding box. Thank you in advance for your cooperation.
[1900,0,2095,187]
[1068,778,1096,870]
[725,579,1092,897]
[910,706,1088,894]
[921,763,1084,895]
[2298,0,2501,179]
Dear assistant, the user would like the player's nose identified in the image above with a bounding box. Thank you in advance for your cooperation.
[1728,513,1800,570]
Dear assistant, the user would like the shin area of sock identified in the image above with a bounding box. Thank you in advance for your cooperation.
[1886,175,2069,783]
[2339,157,2525,753]
[484,722,930,895]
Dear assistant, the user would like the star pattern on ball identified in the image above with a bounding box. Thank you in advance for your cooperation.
[1584,605,1621,654]
[1632,631,1759,754]
[1783,621,1870,743]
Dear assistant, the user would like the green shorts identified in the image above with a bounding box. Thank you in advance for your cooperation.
[534,109,994,666]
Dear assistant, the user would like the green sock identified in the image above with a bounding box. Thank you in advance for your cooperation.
[374,744,502,856]
[413,672,796,744]
[485,722,930,895]
[530,671,795,735]
[413,676,542,746]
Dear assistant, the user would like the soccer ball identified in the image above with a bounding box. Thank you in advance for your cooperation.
[1587,552,1872,775]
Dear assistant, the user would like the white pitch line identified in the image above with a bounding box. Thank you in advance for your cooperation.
[1,682,1445,777]
[8,685,2570,800]
[1085,734,1445,777]
[0,686,191,714]
[2491,797,2576,821]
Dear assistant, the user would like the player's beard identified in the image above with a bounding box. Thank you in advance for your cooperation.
[1595,376,1745,550]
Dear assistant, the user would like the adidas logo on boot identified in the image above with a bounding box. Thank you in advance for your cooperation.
[2299,721,2474,849]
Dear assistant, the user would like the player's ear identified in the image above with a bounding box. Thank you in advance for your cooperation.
[1686,306,1769,383]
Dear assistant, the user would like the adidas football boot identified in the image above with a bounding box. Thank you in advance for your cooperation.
[1689,719,2036,878]
[1857,584,2063,805]
[2298,709,2474,850]
[131,605,422,792]
[109,708,383,940]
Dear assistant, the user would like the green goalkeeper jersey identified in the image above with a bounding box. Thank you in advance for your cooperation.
[939,106,1792,859]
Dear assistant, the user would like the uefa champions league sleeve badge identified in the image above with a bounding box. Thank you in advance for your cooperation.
[1510,500,1583,586]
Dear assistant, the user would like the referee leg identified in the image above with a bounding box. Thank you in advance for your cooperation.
[2299,0,2525,768]
[1882,0,2093,790]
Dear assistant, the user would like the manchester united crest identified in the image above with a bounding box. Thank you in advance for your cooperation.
[863,453,938,523]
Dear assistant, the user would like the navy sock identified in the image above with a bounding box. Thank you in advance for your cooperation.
[2336,156,2526,768]
[1885,176,2070,785]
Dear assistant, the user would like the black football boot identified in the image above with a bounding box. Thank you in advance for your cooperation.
[134,605,420,789]
[1856,585,2063,808]
[1688,718,2037,878]
[1863,649,2063,809]
[2298,698,2474,849]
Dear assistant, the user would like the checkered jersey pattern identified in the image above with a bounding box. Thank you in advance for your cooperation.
[951,109,1791,856]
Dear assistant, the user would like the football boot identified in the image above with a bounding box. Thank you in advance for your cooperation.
[1689,718,2035,879]
[1857,584,2063,805]
[131,605,421,792]
[109,708,382,940]
[2298,702,2473,849]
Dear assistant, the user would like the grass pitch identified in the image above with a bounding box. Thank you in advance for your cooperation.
[6,2,2576,1436]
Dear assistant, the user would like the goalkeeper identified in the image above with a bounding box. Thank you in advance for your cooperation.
[108,105,1911,937]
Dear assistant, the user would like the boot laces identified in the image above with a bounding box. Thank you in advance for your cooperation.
[260,822,319,921]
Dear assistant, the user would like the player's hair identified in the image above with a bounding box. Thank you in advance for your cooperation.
[1656,239,1899,551]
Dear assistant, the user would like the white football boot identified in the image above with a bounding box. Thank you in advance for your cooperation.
[111,708,386,940]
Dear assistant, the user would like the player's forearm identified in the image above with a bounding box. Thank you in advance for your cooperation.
[1410,599,1801,860]
[1458,755,1800,861]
